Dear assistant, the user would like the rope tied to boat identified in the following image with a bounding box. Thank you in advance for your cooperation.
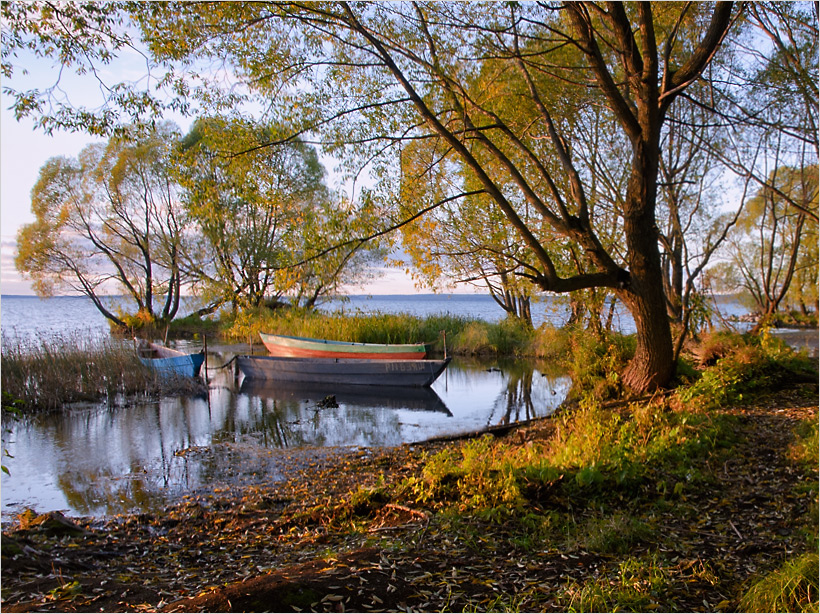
[206,355,238,371]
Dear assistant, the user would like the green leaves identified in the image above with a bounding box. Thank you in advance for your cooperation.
[15,122,190,326]
[175,115,381,310]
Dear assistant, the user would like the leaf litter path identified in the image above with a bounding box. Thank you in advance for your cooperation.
[2,383,816,612]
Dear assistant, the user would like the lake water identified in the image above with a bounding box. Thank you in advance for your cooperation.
[1,294,576,522]
[0,293,596,341]
[0,293,805,523]
[0,292,757,341]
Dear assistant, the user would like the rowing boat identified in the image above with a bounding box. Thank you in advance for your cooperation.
[236,355,450,388]
[259,333,432,359]
[137,341,205,378]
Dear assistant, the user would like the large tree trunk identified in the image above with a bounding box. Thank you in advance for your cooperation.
[621,279,675,392]
[620,141,675,392]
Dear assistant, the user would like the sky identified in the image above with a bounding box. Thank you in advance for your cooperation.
[0,108,96,294]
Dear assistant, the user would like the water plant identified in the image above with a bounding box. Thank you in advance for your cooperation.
[222,308,536,356]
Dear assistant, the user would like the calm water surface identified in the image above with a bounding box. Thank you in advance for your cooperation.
[1,354,568,521]
[1,295,576,523]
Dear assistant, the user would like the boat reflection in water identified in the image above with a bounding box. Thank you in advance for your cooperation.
[239,380,453,416]
[1,357,570,522]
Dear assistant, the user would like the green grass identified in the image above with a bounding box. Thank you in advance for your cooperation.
[398,332,815,522]
[559,555,670,612]
[221,308,535,356]
[399,392,736,521]
[739,553,819,613]
[678,331,817,410]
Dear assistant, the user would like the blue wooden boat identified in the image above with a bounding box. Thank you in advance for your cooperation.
[137,341,205,378]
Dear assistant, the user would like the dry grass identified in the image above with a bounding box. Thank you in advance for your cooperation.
[1,332,202,413]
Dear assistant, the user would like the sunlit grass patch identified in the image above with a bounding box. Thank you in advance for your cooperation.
[559,554,670,612]
[401,393,738,520]
[739,553,819,613]
[401,435,527,516]
[570,512,652,555]
[222,307,475,354]
[538,399,734,495]
[789,419,819,470]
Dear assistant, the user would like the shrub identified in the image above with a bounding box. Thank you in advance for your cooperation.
[487,317,536,355]
[532,325,571,360]
[691,330,744,367]
[560,329,634,403]
[402,436,525,516]
[678,333,817,410]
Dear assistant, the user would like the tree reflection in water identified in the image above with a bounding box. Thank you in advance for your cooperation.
[1,356,570,522]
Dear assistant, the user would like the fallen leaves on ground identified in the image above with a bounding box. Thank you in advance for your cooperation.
[1,383,816,613]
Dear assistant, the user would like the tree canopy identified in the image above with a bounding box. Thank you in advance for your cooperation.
[15,122,189,327]
[5,1,818,390]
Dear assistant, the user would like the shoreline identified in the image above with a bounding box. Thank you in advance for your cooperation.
[2,381,816,613]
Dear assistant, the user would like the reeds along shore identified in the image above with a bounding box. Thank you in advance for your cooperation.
[4,309,816,414]
[222,308,580,357]
[0,333,202,413]
[1,313,558,414]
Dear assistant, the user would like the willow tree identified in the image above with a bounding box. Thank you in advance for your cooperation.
[713,166,819,328]
[176,116,385,311]
[3,2,742,391]
[713,1,818,223]
[15,122,189,328]
[398,137,545,326]
[128,2,735,391]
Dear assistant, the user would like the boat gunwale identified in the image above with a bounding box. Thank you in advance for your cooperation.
[136,341,205,377]
[260,332,433,351]
[236,355,450,387]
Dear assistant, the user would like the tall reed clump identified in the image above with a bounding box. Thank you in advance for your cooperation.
[1,332,176,413]
[739,553,819,613]
[453,317,536,356]
[531,326,634,402]
[221,307,540,356]
[223,307,470,348]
